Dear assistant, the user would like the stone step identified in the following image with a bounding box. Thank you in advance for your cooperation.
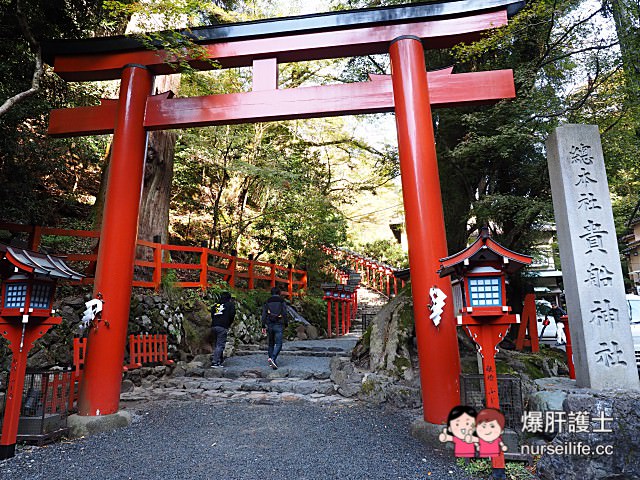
[233,348,347,358]
[162,376,337,395]
[120,372,352,406]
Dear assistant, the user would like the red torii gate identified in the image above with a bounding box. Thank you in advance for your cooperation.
[43,0,524,425]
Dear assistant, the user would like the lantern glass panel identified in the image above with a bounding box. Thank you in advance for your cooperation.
[468,277,502,306]
[30,283,52,309]
[4,283,28,308]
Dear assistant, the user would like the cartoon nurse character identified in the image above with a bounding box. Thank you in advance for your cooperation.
[438,405,478,457]
[475,408,508,458]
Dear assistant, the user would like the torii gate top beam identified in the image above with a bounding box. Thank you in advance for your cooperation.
[42,0,524,81]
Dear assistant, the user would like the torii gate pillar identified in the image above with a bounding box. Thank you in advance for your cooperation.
[78,64,153,416]
[390,37,461,424]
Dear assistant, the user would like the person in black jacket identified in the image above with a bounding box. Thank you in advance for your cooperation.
[261,287,289,370]
[210,291,236,367]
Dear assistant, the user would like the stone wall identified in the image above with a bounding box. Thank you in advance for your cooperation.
[534,386,640,480]
[0,287,326,380]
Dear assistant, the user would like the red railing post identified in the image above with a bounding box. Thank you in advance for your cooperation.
[327,300,332,338]
[287,264,294,298]
[248,254,255,290]
[28,225,42,250]
[152,243,162,290]
[228,250,237,288]
[270,259,277,288]
[335,301,340,337]
[353,290,357,318]
[386,270,391,297]
[200,247,208,290]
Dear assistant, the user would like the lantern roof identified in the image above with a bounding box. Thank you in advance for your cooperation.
[438,228,532,278]
[0,243,83,281]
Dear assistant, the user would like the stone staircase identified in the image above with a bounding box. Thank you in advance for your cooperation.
[120,287,387,407]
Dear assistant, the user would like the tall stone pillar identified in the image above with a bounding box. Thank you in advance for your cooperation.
[547,124,639,389]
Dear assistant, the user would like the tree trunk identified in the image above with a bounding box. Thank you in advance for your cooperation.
[138,74,180,247]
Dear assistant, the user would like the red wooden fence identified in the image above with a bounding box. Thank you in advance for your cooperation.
[322,246,404,297]
[126,334,173,369]
[0,223,307,296]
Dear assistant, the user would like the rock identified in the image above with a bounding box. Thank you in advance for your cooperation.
[291,381,317,395]
[140,375,158,389]
[171,364,187,377]
[536,389,640,480]
[203,368,224,379]
[529,390,567,413]
[385,384,421,409]
[295,325,308,340]
[120,379,135,393]
[305,324,319,340]
[65,296,87,308]
[141,315,152,328]
[192,354,210,365]
[337,382,362,398]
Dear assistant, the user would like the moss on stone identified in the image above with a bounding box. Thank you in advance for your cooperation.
[398,305,414,331]
[495,359,516,375]
[393,356,411,371]
[361,378,376,395]
[361,325,372,349]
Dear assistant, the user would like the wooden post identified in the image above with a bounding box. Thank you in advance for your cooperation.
[152,243,162,290]
[28,225,42,250]
[288,264,294,298]
[248,254,255,290]
[200,247,208,290]
[270,259,276,288]
[229,250,237,288]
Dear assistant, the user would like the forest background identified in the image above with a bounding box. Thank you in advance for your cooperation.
[1,0,639,284]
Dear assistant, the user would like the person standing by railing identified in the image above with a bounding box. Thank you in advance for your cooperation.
[210,292,236,367]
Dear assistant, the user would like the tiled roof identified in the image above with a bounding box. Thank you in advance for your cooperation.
[0,243,83,280]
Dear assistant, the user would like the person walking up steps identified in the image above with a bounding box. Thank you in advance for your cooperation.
[261,287,289,369]
[210,291,236,367]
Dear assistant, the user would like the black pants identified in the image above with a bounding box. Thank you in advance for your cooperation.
[211,326,228,364]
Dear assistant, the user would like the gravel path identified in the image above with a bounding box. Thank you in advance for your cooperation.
[1,401,473,480]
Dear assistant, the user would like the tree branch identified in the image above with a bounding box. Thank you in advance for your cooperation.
[0,0,44,117]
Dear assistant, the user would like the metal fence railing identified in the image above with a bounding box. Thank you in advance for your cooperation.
[0,370,73,446]
[460,374,524,430]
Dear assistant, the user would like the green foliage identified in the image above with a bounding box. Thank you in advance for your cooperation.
[160,269,179,298]
[455,458,535,480]
[357,239,408,268]
[171,66,355,267]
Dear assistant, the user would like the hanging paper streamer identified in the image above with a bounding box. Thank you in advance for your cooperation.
[429,286,447,327]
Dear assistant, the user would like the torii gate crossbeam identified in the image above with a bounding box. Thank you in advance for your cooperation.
[43,0,525,428]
